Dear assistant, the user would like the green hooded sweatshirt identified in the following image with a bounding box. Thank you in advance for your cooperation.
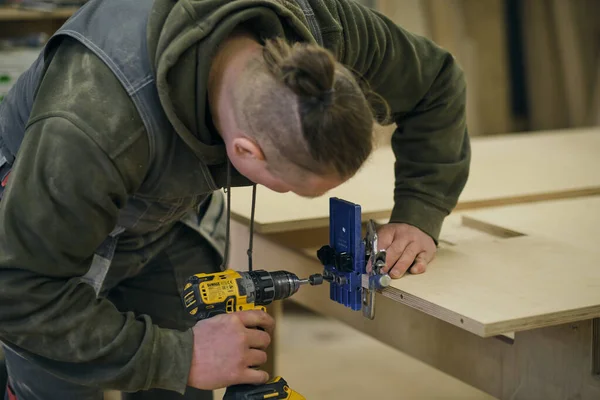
[0,0,469,394]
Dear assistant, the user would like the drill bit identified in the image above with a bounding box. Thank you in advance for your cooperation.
[298,274,324,286]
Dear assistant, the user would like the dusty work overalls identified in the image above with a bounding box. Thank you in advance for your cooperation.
[0,0,323,398]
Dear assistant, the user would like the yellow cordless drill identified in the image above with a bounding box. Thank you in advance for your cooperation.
[182,269,323,400]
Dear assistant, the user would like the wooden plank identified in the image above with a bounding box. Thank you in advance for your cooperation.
[593,53,600,126]
[0,6,76,21]
[231,220,600,338]
[461,196,600,252]
[0,5,75,38]
[422,0,482,136]
[521,0,570,131]
[374,0,429,38]
[500,319,600,400]
[385,235,600,337]
[461,0,513,134]
[0,20,65,38]
[423,0,514,135]
[230,127,600,234]
[230,220,600,400]
[551,0,587,127]
[422,0,465,56]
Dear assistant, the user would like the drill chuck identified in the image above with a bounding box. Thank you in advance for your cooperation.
[243,270,323,305]
[242,270,294,305]
[268,270,301,301]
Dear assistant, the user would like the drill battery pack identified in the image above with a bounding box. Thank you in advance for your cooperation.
[223,376,305,400]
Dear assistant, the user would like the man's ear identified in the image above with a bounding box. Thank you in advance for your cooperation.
[232,137,265,161]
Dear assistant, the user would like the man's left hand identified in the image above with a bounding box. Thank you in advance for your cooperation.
[374,223,436,278]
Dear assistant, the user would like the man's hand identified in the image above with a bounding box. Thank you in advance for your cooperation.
[187,310,275,390]
[375,223,436,278]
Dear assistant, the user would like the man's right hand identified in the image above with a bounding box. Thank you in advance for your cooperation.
[187,310,275,390]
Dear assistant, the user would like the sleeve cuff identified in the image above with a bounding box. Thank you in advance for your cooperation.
[150,327,194,394]
[389,196,449,245]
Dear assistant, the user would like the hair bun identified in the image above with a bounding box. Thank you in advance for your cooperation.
[263,38,335,103]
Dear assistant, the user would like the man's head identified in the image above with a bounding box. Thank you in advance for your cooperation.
[210,32,382,197]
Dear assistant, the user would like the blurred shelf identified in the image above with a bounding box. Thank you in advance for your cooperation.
[0,5,77,21]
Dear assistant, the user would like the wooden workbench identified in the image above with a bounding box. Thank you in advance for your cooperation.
[230,127,600,234]
[229,127,600,400]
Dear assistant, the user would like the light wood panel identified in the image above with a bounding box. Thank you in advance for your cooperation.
[375,0,429,38]
[378,0,515,136]
[521,0,600,131]
[593,53,600,126]
[461,196,600,252]
[552,0,587,127]
[230,127,600,233]
[230,220,600,400]
[461,0,513,134]
[231,218,600,338]
[385,235,600,337]
[521,0,570,130]
[421,0,481,136]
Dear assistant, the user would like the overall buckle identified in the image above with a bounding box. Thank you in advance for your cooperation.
[0,154,12,199]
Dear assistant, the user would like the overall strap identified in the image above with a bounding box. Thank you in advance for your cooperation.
[80,225,126,296]
[295,0,323,46]
[0,51,46,164]
[0,150,10,200]
[47,0,166,185]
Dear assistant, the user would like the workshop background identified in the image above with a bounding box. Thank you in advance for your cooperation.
[1,0,599,399]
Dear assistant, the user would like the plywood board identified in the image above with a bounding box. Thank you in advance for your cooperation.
[231,221,600,399]
[461,0,513,134]
[551,0,587,127]
[384,235,600,336]
[375,0,429,38]
[385,199,600,336]
[232,217,600,338]
[422,0,481,136]
[230,127,600,233]
[521,0,570,130]
[460,196,600,252]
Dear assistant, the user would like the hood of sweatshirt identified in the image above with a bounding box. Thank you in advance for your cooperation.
[146,0,319,173]
[145,0,328,268]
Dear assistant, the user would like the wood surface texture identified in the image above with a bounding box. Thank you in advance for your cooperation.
[521,0,570,130]
[595,53,600,126]
[551,0,587,127]
[230,127,600,234]
[230,220,600,399]
[386,235,600,337]
[461,195,600,252]
[230,217,600,338]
